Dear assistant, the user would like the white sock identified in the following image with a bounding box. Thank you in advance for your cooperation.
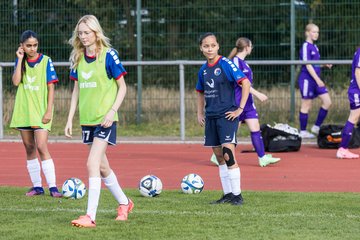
[228,167,241,196]
[41,159,56,188]
[26,158,42,187]
[102,170,128,205]
[86,177,101,221]
[219,164,232,194]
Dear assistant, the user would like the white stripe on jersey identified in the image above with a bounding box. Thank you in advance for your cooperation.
[302,42,308,61]
[303,79,309,97]
[233,57,240,68]
[357,54,360,68]
[355,94,360,107]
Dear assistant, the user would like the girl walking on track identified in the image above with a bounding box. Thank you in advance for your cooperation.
[65,15,132,228]
[10,30,62,198]
[298,23,332,139]
[196,32,251,206]
[336,47,360,159]
[226,37,281,167]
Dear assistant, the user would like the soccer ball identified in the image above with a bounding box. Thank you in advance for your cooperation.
[181,173,204,194]
[62,177,86,199]
[139,175,163,197]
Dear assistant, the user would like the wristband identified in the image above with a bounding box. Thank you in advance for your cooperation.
[239,106,244,110]
[111,108,117,112]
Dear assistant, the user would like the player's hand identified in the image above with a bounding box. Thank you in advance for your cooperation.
[325,64,333,69]
[64,121,72,138]
[42,111,52,124]
[317,80,325,87]
[101,110,115,128]
[197,114,205,127]
[256,92,268,102]
[16,46,24,60]
[225,108,242,121]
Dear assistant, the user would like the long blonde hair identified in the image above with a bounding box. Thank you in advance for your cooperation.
[68,15,111,69]
[228,37,252,59]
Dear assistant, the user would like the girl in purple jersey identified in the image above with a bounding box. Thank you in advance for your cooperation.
[197,32,251,205]
[298,23,332,138]
[226,37,281,167]
[65,15,132,228]
[336,48,360,159]
[10,30,62,198]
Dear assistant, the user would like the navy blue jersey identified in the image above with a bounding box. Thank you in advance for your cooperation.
[196,56,247,118]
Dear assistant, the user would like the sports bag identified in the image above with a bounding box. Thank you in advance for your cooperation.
[261,123,302,152]
[317,124,360,149]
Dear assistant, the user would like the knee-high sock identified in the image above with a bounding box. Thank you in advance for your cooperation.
[218,164,232,195]
[315,107,328,127]
[27,158,42,188]
[340,121,354,148]
[41,159,56,188]
[86,177,101,221]
[102,170,129,205]
[251,131,265,158]
[228,167,241,196]
[299,112,308,131]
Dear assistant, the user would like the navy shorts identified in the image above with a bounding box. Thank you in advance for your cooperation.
[81,122,117,145]
[204,117,239,147]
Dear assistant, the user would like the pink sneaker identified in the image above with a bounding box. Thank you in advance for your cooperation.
[116,199,134,221]
[25,187,44,197]
[49,187,62,198]
[336,147,359,159]
[71,215,96,228]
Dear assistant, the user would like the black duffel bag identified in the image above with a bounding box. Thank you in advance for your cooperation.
[261,123,302,152]
[317,124,360,149]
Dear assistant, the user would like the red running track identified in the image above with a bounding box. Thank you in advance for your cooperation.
[0,142,359,192]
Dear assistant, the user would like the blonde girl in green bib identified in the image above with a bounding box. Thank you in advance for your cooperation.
[65,15,131,228]
[10,30,62,198]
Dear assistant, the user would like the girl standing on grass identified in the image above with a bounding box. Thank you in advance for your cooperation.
[65,15,132,228]
[227,37,280,167]
[196,32,250,205]
[10,30,62,198]
[336,48,360,159]
[298,23,332,138]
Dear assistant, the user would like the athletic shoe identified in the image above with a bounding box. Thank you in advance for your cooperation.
[25,187,44,197]
[311,125,320,135]
[231,194,244,206]
[259,154,281,167]
[116,198,134,221]
[336,147,359,159]
[71,215,96,228]
[210,193,234,204]
[300,130,316,139]
[49,187,62,198]
[210,153,219,166]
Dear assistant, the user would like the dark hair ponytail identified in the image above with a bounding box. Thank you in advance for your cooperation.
[19,30,38,79]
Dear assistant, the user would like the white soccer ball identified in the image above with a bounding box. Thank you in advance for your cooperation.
[62,177,86,199]
[139,175,163,197]
[181,173,204,194]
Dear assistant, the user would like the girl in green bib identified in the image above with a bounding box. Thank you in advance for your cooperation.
[65,15,131,228]
[10,30,62,197]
